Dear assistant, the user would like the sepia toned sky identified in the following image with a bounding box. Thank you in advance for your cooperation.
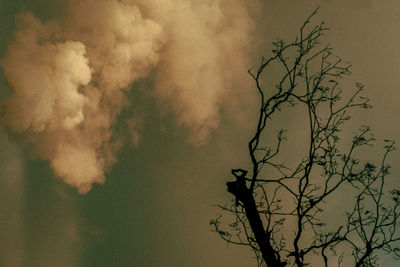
[1,1,400,266]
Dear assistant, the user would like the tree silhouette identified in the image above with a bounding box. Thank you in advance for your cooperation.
[211,9,400,267]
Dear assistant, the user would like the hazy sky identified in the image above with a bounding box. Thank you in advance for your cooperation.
[1,1,400,266]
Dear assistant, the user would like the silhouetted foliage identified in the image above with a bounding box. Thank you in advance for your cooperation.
[211,8,400,267]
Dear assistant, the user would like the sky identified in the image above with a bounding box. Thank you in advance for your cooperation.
[1,0,400,266]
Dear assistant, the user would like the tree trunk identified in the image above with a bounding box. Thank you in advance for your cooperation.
[227,176,286,267]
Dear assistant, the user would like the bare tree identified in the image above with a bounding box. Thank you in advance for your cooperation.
[211,9,400,267]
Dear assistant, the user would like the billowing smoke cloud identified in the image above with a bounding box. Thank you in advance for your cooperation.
[1,0,253,193]
[142,0,253,144]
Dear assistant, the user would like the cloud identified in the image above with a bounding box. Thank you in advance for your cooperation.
[144,0,254,144]
[1,13,90,133]
[1,0,254,193]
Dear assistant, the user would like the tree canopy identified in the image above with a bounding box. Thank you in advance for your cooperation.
[211,9,400,267]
